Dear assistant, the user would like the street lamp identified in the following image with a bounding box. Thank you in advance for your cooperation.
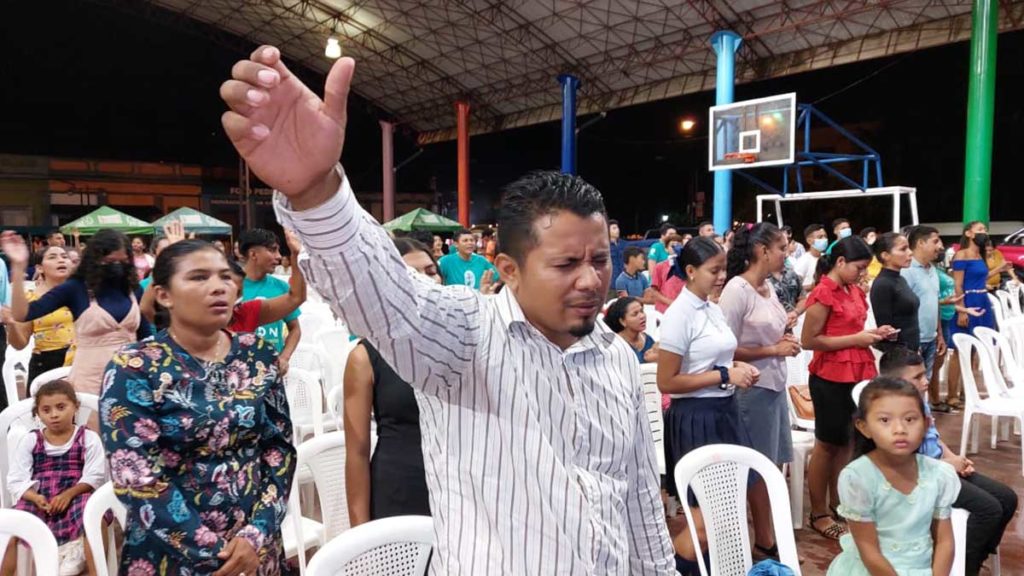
[679,118,697,133]
[661,214,669,222]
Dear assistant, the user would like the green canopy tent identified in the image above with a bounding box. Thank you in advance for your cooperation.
[59,206,154,235]
[383,208,462,233]
[152,207,232,236]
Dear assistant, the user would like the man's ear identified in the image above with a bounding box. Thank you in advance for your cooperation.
[494,253,519,292]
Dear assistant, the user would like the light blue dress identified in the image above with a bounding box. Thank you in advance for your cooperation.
[827,454,960,575]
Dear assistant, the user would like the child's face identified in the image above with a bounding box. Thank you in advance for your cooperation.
[893,364,929,394]
[36,393,77,434]
[856,394,926,456]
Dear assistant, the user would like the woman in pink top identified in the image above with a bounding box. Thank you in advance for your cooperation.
[131,236,154,281]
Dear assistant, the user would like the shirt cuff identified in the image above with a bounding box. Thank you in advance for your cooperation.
[272,164,360,256]
[235,524,266,553]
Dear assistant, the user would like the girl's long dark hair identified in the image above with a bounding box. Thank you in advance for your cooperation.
[853,376,926,458]
[726,222,782,281]
[814,235,873,284]
[72,229,139,296]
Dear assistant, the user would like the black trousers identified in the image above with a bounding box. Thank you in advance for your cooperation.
[953,471,1018,576]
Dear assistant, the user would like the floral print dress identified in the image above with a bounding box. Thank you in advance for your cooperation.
[100,330,296,576]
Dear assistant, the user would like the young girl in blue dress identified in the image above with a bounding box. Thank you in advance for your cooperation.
[828,377,959,575]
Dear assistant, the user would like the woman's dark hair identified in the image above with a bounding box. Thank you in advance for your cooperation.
[603,297,640,333]
[678,236,724,275]
[131,236,148,251]
[871,232,904,262]
[814,235,873,282]
[859,227,876,239]
[72,229,139,296]
[853,376,926,458]
[33,379,79,416]
[959,220,985,250]
[393,238,437,269]
[497,170,605,263]
[726,222,782,281]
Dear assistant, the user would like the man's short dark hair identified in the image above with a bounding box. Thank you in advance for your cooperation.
[496,171,606,263]
[804,223,824,240]
[698,221,713,230]
[608,219,619,227]
[47,230,63,239]
[238,229,279,254]
[659,223,676,236]
[879,347,924,376]
[908,225,939,248]
[454,228,474,241]
[623,246,645,262]
[481,229,494,239]
[408,230,435,246]
[832,218,850,230]
[859,226,877,239]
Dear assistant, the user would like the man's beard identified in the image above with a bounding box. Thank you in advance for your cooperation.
[569,318,597,338]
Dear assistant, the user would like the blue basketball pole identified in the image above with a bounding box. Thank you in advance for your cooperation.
[711,31,742,234]
[558,74,580,175]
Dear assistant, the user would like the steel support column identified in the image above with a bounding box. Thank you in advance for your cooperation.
[962,0,998,225]
[456,100,471,227]
[558,74,580,174]
[711,31,742,235]
[380,120,395,223]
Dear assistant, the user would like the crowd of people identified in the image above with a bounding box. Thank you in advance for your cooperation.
[0,44,1018,576]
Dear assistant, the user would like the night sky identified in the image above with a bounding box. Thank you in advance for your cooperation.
[3,1,1022,235]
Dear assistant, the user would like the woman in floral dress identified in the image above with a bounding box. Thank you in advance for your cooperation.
[100,239,296,576]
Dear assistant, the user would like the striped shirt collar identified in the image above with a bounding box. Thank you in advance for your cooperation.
[495,286,616,352]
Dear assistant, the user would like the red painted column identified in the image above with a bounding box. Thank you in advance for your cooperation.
[456,100,471,227]
[380,120,395,223]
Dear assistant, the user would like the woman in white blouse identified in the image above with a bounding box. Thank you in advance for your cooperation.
[657,237,768,563]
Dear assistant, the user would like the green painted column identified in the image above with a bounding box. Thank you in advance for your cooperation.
[962,0,998,225]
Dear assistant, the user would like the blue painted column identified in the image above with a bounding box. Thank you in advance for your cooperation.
[558,74,580,174]
[711,31,742,234]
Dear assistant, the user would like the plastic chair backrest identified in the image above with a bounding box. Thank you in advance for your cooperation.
[644,307,663,340]
[83,482,128,576]
[297,431,350,539]
[851,380,869,407]
[952,334,989,407]
[2,343,32,406]
[315,328,354,394]
[988,294,1005,328]
[306,515,434,576]
[0,509,59,575]
[326,385,344,430]
[996,290,1020,317]
[290,343,327,376]
[639,363,665,474]
[29,365,73,396]
[952,507,969,576]
[673,444,802,576]
[285,368,325,439]
[0,393,99,507]
[969,328,1014,398]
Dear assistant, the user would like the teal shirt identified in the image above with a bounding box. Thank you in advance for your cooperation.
[242,275,300,351]
[647,242,669,264]
[938,267,956,321]
[438,253,498,290]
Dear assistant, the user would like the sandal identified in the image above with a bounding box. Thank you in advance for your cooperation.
[810,513,847,540]
[752,543,779,562]
[831,504,847,524]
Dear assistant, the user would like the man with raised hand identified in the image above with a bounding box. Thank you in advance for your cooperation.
[220,46,674,575]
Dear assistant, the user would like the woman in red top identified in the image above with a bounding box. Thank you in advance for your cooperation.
[800,236,897,540]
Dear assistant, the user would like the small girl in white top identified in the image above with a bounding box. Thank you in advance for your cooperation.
[3,379,106,576]
[656,237,763,568]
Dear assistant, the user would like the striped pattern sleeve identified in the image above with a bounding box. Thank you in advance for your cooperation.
[622,354,676,573]
[273,168,482,393]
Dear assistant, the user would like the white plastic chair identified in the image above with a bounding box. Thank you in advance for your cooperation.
[952,507,969,576]
[787,429,814,529]
[83,482,128,576]
[0,509,59,576]
[283,479,327,575]
[305,515,434,576]
[673,444,802,576]
[988,294,1006,328]
[326,385,344,431]
[28,365,73,396]
[2,343,31,406]
[315,327,354,395]
[289,342,328,377]
[952,334,1024,475]
[639,363,666,476]
[996,290,1021,318]
[298,431,350,539]
[643,306,663,341]
[851,380,869,406]
[284,368,325,443]
[0,393,99,507]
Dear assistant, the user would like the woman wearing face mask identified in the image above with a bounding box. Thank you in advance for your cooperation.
[868,232,920,353]
[101,239,295,576]
[2,229,148,395]
[946,221,996,410]
[345,238,440,526]
[4,246,77,379]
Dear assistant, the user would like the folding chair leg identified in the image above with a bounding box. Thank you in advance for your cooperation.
[960,411,972,457]
[971,417,980,454]
[991,415,999,450]
[991,549,1002,576]
[1000,418,1011,441]
[788,455,806,530]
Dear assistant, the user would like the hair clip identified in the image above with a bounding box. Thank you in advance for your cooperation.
[825,240,838,256]
[746,223,754,231]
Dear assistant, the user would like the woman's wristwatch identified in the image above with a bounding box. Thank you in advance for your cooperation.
[713,365,731,390]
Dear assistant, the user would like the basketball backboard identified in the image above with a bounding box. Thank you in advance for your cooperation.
[709,93,796,171]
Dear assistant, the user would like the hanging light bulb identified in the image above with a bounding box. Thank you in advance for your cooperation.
[325,37,341,59]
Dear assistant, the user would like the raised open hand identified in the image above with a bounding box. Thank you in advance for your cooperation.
[0,231,30,269]
[221,46,355,207]
[162,220,186,245]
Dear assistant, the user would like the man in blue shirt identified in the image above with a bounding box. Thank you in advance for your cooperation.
[438,228,498,291]
[608,219,625,287]
[900,226,946,378]
[615,246,651,300]
[239,229,301,372]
